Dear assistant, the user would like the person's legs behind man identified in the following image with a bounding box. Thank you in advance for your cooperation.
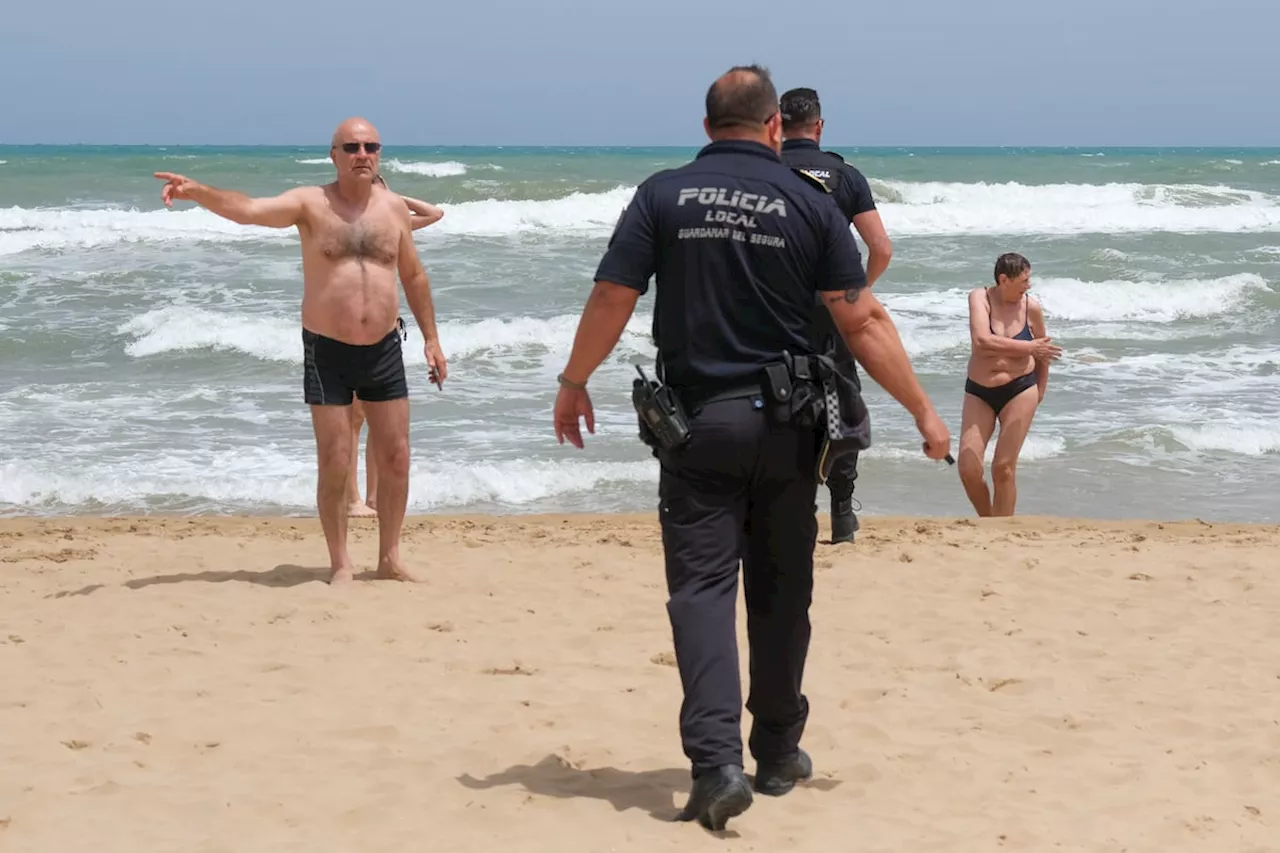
[347,400,378,517]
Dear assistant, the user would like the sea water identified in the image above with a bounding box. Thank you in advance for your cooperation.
[1,145,1278,522]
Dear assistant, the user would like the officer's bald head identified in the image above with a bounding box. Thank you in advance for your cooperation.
[780,88,823,139]
[703,65,782,150]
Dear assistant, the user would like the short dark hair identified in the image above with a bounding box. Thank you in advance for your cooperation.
[994,252,1031,282]
[705,64,779,130]
[779,87,821,131]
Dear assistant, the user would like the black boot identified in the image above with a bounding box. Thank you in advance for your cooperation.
[753,748,813,796]
[831,497,859,544]
[674,765,753,831]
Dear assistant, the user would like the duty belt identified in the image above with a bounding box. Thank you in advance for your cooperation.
[631,352,867,480]
[677,383,763,413]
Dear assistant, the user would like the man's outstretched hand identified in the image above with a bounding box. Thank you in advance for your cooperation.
[554,385,595,449]
[154,172,199,207]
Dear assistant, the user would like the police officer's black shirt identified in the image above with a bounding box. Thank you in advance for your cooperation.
[594,139,868,393]
[779,138,876,363]
[779,138,876,223]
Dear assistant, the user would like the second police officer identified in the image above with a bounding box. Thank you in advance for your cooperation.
[778,86,897,544]
[552,65,951,832]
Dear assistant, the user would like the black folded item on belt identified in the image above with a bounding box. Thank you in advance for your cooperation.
[774,350,871,484]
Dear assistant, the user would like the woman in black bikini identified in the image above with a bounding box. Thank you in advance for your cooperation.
[958,253,1062,516]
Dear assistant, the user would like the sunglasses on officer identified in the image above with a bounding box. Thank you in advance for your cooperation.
[338,141,382,154]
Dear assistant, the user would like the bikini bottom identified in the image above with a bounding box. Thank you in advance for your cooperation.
[964,371,1037,416]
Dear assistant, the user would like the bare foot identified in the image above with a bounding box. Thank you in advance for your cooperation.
[329,566,356,585]
[376,555,423,583]
[348,501,377,518]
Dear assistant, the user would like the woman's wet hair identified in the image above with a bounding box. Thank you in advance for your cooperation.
[994,252,1030,282]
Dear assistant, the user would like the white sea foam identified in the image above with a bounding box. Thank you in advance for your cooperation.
[1051,347,1280,409]
[0,428,1076,513]
[131,297,1246,372]
[1091,247,1133,262]
[0,205,294,256]
[871,180,1280,236]
[865,433,1067,462]
[0,454,657,513]
[6,177,1280,257]
[1032,273,1272,323]
[1166,422,1280,456]
[427,186,635,238]
[1112,406,1280,457]
[1059,345,1280,381]
[116,306,656,364]
[887,323,970,358]
[882,273,1273,325]
[291,158,503,176]
[0,185,636,256]
[382,159,468,177]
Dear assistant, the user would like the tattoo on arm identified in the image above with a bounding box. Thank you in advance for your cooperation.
[841,287,862,304]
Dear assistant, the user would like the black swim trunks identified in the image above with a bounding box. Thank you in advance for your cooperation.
[301,322,408,405]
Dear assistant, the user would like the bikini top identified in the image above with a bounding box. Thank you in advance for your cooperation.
[987,289,1033,341]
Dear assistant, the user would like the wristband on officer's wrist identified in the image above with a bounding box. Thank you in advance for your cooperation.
[558,372,587,390]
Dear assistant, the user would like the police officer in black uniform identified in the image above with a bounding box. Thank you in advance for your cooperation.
[778,86,895,544]
[552,65,950,832]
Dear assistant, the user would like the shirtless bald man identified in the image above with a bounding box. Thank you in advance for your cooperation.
[154,117,447,585]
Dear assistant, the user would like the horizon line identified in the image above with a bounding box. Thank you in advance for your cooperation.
[3,141,1280,150]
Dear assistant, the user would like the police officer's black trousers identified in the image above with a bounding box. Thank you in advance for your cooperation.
[656,395,819,777]
[826,449,859,502]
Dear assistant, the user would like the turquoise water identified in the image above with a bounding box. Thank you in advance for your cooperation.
[2,145,1279,521]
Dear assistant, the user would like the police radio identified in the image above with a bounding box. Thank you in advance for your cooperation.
[632,364,691,452]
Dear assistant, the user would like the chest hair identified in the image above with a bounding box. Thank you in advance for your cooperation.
[321,216,398,265]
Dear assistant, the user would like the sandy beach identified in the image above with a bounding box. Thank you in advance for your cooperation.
[1,512,1278,852]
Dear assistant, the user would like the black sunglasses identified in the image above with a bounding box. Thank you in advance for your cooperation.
[339,141,381,154]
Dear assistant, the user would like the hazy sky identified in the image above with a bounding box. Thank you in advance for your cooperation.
[2,0,1275,147]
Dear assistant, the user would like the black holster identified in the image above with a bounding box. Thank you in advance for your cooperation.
[632,364,692,454]
[761,349,871,484]
[760,357,823,428]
